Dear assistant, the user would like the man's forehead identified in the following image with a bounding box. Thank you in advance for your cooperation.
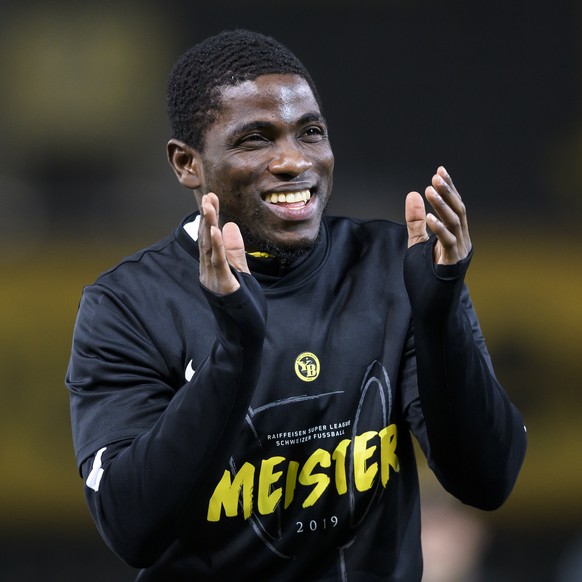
[219,73,312,95]
[216,74,320,121]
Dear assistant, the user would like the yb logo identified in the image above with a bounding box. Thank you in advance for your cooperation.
[294,352,320,382]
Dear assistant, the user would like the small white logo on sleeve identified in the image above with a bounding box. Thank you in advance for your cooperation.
[185,359,195,382]
[86,446,107,492]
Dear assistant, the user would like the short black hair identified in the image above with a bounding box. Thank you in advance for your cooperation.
[167,29,322,151]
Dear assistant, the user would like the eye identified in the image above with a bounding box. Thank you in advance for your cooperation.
[301,125,327,142]
[239,133,269,145]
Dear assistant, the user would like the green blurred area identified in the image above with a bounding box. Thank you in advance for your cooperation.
[0,245,126,530]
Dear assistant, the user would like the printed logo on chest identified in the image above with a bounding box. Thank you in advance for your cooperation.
[294,352,320,382]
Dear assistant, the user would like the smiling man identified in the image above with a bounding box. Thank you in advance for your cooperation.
[168,72,334,261]
[66,30,527,581]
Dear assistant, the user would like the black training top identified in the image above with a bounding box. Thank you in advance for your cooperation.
[66,213,527,581]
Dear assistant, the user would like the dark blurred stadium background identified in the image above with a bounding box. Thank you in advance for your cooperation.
[0,1,580,580]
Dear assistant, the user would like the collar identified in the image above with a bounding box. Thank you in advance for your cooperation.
[176,213,329,290]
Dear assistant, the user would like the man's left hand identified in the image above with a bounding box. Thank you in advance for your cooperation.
[405,166,472,265]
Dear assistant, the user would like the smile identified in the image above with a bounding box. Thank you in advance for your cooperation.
[264,190,311,205]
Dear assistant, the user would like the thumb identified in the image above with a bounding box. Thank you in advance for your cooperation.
[222,222,250,274]
[405,191,429,248]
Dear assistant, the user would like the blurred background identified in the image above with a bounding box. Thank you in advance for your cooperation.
[0,0,580,580]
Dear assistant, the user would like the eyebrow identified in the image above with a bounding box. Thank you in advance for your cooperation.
[231,112,327,136]
[298,112,327,125]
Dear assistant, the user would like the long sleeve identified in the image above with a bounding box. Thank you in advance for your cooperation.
[403,238,527,510]
[66,271,267,567]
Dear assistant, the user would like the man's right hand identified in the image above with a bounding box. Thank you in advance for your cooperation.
[198,193,250,295]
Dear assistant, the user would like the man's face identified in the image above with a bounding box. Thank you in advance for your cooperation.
[198,74,334,256]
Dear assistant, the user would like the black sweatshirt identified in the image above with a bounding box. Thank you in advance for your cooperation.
[66,213,527,581]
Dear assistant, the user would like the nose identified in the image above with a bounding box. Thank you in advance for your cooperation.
[268,139,312,177]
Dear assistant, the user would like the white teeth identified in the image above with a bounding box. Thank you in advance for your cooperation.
[265,190,311,204]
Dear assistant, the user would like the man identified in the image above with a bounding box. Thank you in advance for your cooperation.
[66,30,527,581]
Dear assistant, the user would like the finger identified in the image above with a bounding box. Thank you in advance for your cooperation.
[199,193,221,253]
[199,193,240,294]
[207,224,241,294]
[206,192,220,220]
[198,196,215,272]
[431,168,468,231]
[405,191,429,248]
[436,165,458,195]
[209,224,228,269]
[200,193,219,230]
[430,167,471,253]
[425,184,467,264]
[426,212,457,248]
[426,167,473,263]
[424,184,462,235]
[222,222,250,274]
[204,193,234,275]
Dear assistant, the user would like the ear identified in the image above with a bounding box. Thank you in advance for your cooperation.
[166,139,204,191]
